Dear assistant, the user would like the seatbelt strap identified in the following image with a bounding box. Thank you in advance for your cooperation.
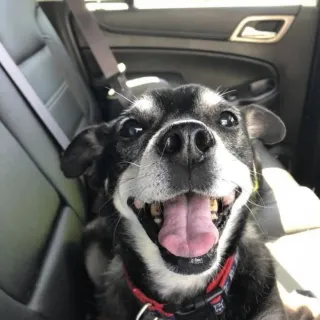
[0,42,70,150]
[65,0,118,79]
[65,0,133,107]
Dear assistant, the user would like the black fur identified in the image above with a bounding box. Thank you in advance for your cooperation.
[61,84,288,320]
[83,207,286,320]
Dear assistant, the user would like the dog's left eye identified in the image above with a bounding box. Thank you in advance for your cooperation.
[120,119,144,138]
[218,111,238,128]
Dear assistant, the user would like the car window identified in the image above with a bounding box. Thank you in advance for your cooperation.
[85,0,317,12]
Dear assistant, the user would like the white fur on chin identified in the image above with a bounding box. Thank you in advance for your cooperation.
[113,181,251,301]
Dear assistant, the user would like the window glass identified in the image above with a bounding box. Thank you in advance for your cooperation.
[85,0,317,12]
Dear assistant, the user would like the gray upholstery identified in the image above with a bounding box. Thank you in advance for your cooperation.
[0,0,100,139]
[0,95,86,320]
[0,0,94,319]
[0,122,60,301]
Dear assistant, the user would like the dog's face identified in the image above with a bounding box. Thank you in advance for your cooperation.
[61,85,285,295]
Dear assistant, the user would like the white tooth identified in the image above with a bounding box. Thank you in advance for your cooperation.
[150,203,161,216]
[154,218,162,225]
[211,213,218,221]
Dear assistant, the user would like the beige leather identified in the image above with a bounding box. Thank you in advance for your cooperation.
[266,229,320,298]
[262,167,320,235]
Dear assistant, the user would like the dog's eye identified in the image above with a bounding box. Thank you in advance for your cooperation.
[218,111,238,128]
[120,119,144,138]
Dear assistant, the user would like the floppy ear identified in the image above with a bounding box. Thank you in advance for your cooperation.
[242,104,286,145]
[60,122,113,178]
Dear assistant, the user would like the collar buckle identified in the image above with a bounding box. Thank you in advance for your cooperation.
[173,288,224,320]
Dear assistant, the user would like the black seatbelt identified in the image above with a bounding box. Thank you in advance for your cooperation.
[65,0,134,108]
[0,42,70,150]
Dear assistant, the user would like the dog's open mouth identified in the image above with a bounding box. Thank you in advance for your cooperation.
[128,189,240,259]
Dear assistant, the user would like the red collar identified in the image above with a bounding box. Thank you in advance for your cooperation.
[124,252,239,319]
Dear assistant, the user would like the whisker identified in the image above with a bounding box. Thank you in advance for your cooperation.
[119,152,168,170]
[219,88,236,97]
[230,176,266,207]
[233,187,271,209]
[159,140,168,161]
[119,161,141,168]
[112,215,122,245]
[101,188,150,244]
[244,203,265,235]
[215,85,223,94]
[98,170,157,213]
[250,169,264,178]
[98,197,113,214]
[223,159,266,205]
[117,132,170,174]
[117,170,156,187]
[105,86,136,105]
[221,177,278,209]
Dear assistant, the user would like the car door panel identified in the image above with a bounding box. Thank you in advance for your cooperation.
[70,5,316,152]
[93,6,299,40]
[42,2,318,167]
[82,48,279,108]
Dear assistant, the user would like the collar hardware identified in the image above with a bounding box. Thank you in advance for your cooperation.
[128,251,239,320]
[174,288,225,320]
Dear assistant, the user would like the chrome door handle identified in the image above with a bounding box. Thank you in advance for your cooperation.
[241,26,277,40]
[230,15,295,43]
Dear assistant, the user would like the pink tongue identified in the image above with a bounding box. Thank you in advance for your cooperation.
[158,194,219,258]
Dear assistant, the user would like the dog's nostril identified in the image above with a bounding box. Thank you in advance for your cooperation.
[159,132,182,155]
[194,129,214,152]
[164,132,181,154]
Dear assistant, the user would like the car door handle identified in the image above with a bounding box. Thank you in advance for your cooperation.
[230,15,295,43]
[241,26,277,40]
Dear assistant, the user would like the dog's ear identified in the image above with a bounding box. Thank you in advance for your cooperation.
[60,122,114,178]
[242,104,286,145]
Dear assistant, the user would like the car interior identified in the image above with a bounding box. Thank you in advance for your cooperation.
[0,0,320,319]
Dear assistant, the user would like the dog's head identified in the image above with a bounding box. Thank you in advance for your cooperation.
[61,84,285,296]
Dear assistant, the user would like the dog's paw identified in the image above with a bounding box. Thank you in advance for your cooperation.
[286,305,320,320]
[282,291,320,320]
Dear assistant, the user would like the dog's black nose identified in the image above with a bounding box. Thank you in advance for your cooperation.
[157,123,215,166]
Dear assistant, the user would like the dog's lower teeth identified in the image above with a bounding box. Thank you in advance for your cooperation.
[150,203,161,217]
[154,218,162,225]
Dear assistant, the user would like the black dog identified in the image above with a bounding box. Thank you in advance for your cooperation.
[61,84,287,320]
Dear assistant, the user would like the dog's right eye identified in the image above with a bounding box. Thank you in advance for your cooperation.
[119,119,144,138]
[218,111,238,128]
